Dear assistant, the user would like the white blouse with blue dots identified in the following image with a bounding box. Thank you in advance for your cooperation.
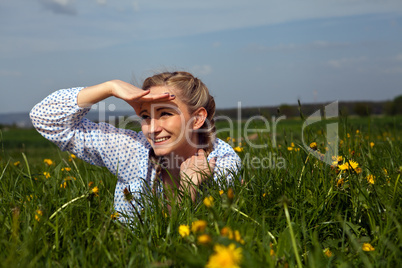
[30,87,241,217]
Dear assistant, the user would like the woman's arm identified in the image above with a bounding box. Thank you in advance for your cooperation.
[77,79,172,110]
[30,80,174,168]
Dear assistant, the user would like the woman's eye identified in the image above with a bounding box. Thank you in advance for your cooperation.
[141,115,150,120]
[161,112,172,117]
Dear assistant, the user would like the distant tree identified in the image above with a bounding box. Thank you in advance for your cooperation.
[278,104,297,117]
[340,106,349,117]
[384,95,402,115]
[384,101,396,115]
[354,102,372,117]
[393,95,402,114]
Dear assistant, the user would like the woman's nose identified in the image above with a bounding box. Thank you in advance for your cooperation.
[149,118,163,133]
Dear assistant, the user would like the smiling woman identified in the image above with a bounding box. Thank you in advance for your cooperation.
[29,71,241,219]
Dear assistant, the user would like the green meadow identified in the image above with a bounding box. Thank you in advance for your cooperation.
[0,115,401,267]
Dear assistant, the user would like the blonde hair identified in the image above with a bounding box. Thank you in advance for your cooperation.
[142,71,216,185]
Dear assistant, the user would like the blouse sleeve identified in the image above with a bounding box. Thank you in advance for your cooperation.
[209,139,242,184]
[29,87,148,175]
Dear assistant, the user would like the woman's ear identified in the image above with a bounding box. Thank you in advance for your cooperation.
[192,107,207,130]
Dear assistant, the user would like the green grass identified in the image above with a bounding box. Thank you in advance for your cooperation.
[0,115,401,267]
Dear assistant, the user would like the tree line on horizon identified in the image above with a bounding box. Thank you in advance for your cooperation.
[215,95,402,119]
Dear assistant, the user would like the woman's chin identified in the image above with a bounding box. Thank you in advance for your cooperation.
[153,148,172,157]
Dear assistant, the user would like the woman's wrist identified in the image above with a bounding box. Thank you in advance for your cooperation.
[77,81,115,108]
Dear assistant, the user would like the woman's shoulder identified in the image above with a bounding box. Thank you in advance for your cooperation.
[210,138,239,158]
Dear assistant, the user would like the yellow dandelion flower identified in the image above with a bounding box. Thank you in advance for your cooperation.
[13,161,20,166]
[332,155,343,166]
[60,181,67,188]
[310,142,317,151]
[221,226,234,240]
[219,190,224,195]
[35,210,43,222]
[347,133,351,138]
[324,248,333,257]
[233,146,243,152]
[262,193,267,197]
[91,186,99,196]
[336,178,345,187]
[68,154,77,161]
[206,243,243,268]
[191,220,207,233]
[43,172,51,179]
[234,230,245,244]
[203,196,214,208]
[178,224,190,238]
[270,243,275,256]
[88,181,94,187]
[111,212,119,220]
[61,167,71,172]
[370,142,374,148]
[291,142,295,147]
[356,130,360,134]
[287,147,293,151]
[197,234,212,245]
[338,160,359,171]
[366,174,375,184]
[43,159,54,166]
[362,243,375,252]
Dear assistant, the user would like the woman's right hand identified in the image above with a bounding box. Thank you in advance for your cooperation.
[107,80,174,113]
[77,80,174,110]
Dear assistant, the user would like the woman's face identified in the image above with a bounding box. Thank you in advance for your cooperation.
[139,86,197,158]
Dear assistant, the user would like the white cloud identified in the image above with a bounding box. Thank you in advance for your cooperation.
[246,41,350,53]
[96,0,107,5]
[0,70,22,77]
[212,42,221,48]
[191,65,212,76]
[29,0,402,37]
[327,56,368,68]
[38,0,77,15]
[132,1,140,12]
[382,67,402,74]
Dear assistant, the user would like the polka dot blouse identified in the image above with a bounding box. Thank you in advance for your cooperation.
[30,87,241,217]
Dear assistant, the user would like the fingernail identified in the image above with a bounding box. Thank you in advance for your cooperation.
[170,94,175,97]
[164,92,170,94]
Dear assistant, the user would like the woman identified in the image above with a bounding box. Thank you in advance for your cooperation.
[30,71,241,218]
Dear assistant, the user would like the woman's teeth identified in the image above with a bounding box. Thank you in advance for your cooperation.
[154,137,169,143]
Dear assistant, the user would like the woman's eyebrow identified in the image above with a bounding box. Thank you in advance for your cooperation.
[139,109,148,115]
[156,104,179,111]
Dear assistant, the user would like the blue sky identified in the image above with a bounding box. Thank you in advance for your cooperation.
[1,0,402,114]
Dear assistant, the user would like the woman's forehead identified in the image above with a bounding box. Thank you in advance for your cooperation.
[139,101,180,113]
[139,86,185,113]
[149,85,176,95]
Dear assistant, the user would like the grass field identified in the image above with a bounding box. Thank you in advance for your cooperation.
[0,114,401,267]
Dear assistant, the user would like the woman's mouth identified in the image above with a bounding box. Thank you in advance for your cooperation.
[153,136,170,144]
